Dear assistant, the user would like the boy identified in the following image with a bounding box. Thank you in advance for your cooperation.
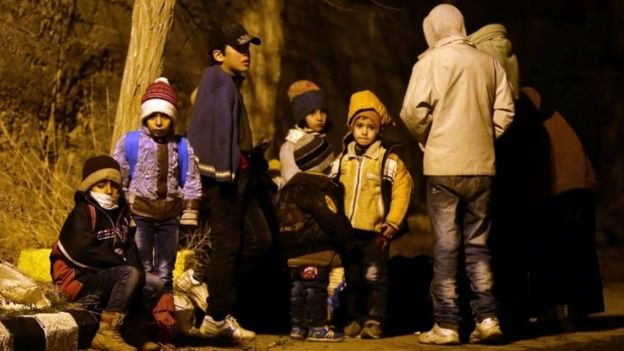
[279,80,330,183]
[113,77,203,347]
[400,4,514,345]
[331,90,413,339]
[50,156,165,351]
[187,21,271,341]
[277,134,353,342]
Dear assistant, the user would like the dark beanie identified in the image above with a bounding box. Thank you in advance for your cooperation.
[287,80,326,124]
[294,134,334,172]
[79,155,122,192]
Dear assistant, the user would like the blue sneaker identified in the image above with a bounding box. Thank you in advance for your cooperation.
[307,326,344,342]
[289,326,307,340]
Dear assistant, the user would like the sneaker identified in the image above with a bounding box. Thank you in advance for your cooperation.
[343,320,363,338]
[224,315,256,341]
[470,317,504,344]
[360,320,383,339]
[417,323,460,345]
[289,326,307,340]
[198,315,228,338]
[307,326,344,342]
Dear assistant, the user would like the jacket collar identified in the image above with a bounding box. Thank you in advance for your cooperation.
[346,140,382,160]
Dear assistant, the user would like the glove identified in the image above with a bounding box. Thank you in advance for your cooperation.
[153,293,176,329]
[180,209,199,228]
[300,266,318,280]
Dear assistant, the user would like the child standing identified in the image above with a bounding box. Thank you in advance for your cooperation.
[331,90,413,339]
[277,134,353,342]
[279,80,330,183]
[113,77,202,345]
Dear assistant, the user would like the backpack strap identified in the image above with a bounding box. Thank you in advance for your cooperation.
[87,204,97,231]
[124,130,140,183]
[177,136,189,188]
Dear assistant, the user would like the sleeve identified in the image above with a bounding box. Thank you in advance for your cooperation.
[296,187,354,244]
[112,134,130,193]
[57,206,127,270]
[181,141,203,206]
[492,59,516,139]
[384,155,413,229]
[279,140,301,183]
[400,62,436,145]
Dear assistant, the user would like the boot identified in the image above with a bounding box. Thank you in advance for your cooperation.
[91,311,137,351]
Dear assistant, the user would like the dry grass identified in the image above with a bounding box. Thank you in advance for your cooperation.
[0,100,112,264]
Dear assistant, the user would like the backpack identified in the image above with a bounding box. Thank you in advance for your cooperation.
[124,130,189,187]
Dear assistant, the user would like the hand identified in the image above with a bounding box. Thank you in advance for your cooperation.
[301,266,318,280]
[375,234,389,252]
[380,223,398,240]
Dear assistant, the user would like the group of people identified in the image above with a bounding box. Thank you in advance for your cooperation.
[49,3,603,351]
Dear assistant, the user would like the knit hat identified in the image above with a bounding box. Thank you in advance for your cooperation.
[294,134,334,172]
[347,90,393,128]
[287,80,327,124]
[79,155,122,192]
[140,77,178,122]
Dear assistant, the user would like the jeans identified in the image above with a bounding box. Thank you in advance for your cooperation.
[77,266,164,313]
[343,233,389,324]
[197,169,272,320]
[427,176,497,328]
[290,266,330,328]
[134,216,179,292]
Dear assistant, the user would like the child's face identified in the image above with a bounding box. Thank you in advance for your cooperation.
[304,109,327,132]
[145,112,173,137]
[215,44,251,75]
[351,116,379,147]
[91,180,120,197]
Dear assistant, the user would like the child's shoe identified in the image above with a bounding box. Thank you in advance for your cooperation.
[469,317,504,344]
[360,320,383,339]
[289,326,307,340]
[307,326,344,342]
[417,323,460,345]
[343,320,363,338]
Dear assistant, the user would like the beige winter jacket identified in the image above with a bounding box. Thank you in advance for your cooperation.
[400,5,515,176]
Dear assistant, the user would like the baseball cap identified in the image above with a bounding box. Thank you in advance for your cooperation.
[212,22,261,48]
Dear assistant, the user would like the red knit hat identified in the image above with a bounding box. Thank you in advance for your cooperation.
[140,77,178,122]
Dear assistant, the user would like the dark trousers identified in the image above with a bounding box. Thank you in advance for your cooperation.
[343,233,389,325]
[197,170,272,320]
[290,266,330,328]
[427,176,498,328]
[76,266,163,314]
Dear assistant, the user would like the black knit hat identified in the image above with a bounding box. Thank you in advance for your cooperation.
[79,155,122,192]
[294,134,334,172]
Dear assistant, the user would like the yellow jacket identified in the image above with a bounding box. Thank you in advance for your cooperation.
[331,140,412,232]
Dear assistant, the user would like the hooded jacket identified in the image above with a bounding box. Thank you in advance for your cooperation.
[400,4,515,176]
[50,192,140,301]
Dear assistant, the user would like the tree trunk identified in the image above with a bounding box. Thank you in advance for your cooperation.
[110,0,176,152]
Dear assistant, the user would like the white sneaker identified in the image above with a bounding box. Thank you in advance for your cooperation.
[198,315,229,337]
[470,317,504,344]
[417,323,460,345]
[224,315,256,341]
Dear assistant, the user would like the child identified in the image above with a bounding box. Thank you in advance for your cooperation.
[50,155,165,351]
[331,90,413,339]
[113,77,202,346]
[279,80,330,183]
[277,134,353,342]
[186,21,270,341]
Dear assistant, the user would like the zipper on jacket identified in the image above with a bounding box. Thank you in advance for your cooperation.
[86,196,128,261]
[348,157,363,223]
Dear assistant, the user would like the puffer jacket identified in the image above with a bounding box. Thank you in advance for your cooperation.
[277,172,354,267]
[50,192,140,301]
[330,139,412,233]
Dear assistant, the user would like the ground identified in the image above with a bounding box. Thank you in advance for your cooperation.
[169,283,624,351]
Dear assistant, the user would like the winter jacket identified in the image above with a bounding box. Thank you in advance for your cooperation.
[112,126,202,220]
[187,65,253,182]
[50,192,140,301]
[279,126,326,183]
[330,140,412,233]
[400,8,515,176]
[277,172,354,267]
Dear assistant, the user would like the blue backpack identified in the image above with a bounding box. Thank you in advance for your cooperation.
[124,130,189,187]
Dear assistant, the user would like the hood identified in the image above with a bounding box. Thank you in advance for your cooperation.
[347,90,393,127]
[423,4,467,48]
[469,23,520,98]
